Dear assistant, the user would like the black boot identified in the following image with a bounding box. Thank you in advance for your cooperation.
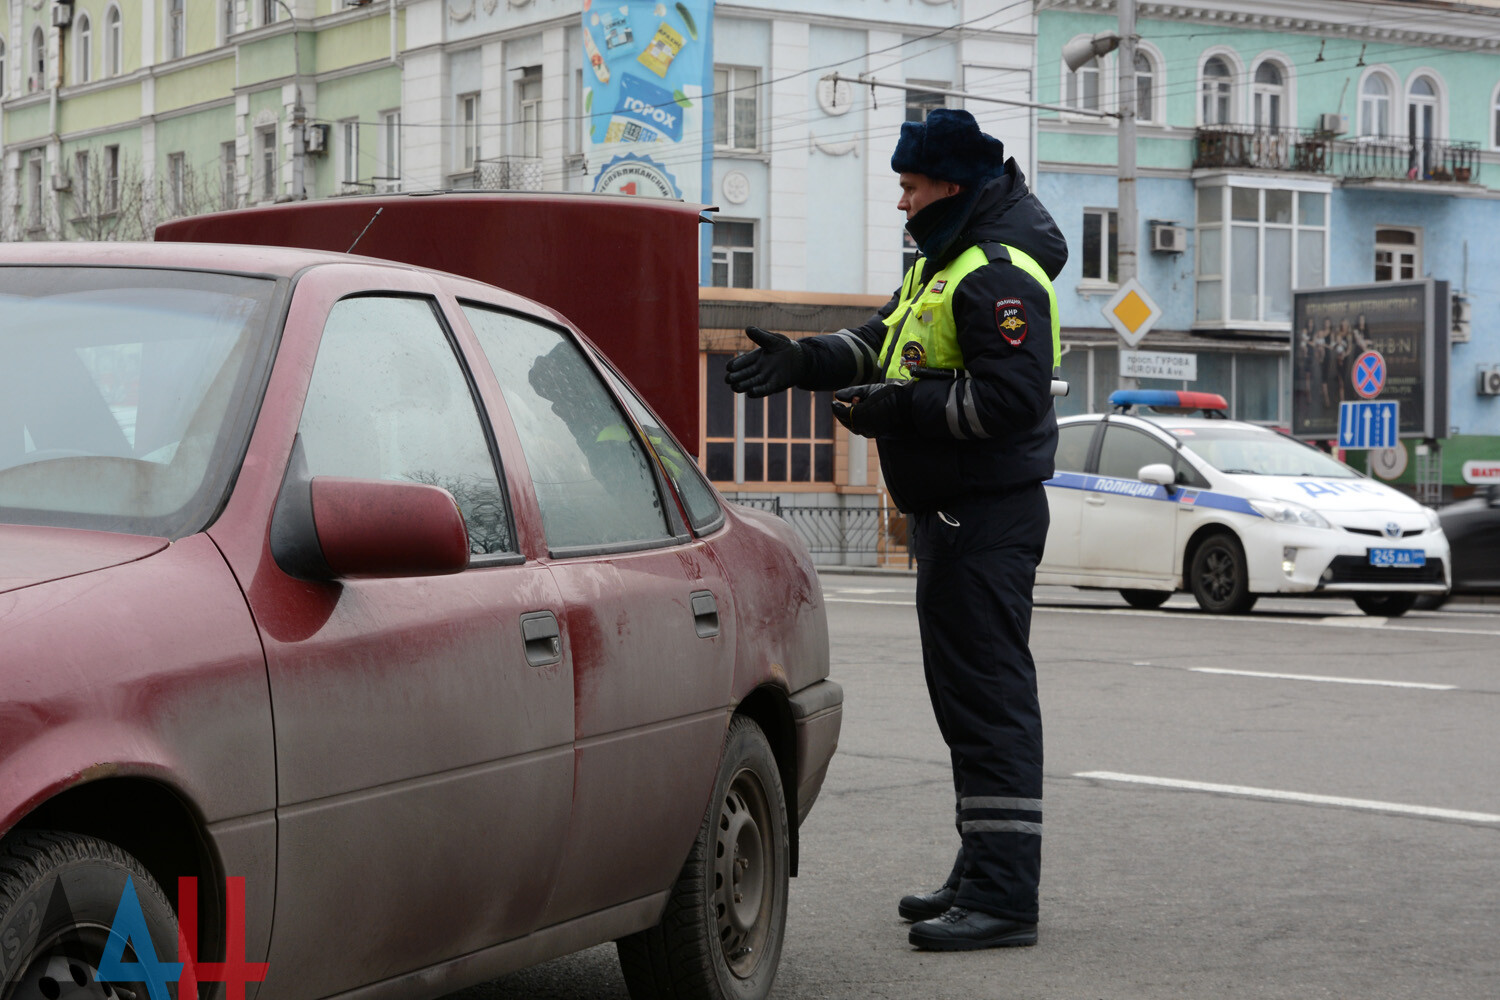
[897,846,965,922]
[908,907,1038,951]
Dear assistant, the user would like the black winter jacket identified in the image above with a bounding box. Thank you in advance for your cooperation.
[798,160,1068,513]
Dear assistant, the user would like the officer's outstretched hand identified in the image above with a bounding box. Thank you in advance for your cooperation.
[725,327,810,398]
[831,382,912,438]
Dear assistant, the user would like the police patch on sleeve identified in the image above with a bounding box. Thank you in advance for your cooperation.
[995,298,1028,346]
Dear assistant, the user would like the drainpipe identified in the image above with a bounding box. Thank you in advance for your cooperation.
[274,0,306,199]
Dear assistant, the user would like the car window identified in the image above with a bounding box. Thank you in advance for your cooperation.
[298,295,514,556]
[1170,425,1359,478]
[460,304,673,553]
[599,365,724,535]
[1055,422,1095,472]
[1097,425,1176,481]
[0,266,278,538]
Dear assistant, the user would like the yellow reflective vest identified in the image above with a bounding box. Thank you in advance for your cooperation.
[877,242,1061,383]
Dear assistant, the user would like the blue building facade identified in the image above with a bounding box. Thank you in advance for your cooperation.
[1036,0,1500,499]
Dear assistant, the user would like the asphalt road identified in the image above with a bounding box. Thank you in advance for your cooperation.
[452,577,1500,1000]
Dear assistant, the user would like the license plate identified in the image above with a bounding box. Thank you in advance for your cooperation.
[1369,548,1425,568]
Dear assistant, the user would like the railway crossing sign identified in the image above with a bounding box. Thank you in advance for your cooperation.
[1339,400,1399,449]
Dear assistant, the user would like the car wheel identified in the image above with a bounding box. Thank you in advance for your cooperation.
[1353,593,1418,617]
[1190,534,1256,614]
[0,830,180,1000]
[1411,592,1449,611]
[1119,589,1172,610]
[617,715,788,1000]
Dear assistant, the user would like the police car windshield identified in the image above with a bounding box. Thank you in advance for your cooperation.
[1169,426,1358,478]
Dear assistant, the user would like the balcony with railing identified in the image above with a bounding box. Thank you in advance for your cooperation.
[475,156,544,192]
[1193,125,1481,185]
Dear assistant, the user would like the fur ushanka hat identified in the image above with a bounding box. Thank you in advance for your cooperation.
[890,108,1007,188]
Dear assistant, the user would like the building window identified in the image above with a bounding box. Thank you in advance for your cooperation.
[31,26,44,91]
[1081,209,1118,284]
[74,150,90,214]
[1493,86,1500,149]
[104,144,119,212]
[340,118,360,187]
[713,66,758,151]
[223,0,237,41]
[379,110,402,191]
[1134,51,1156,123]
[711,220,754,288]
[262,0,278,26]
[1196,184,1327,326]
[1065,54,1102,113]
[1407,75,1440,177]
[221,141,237,209]
[168,0,185,59]
[259,128,277,201]
[1200,55,1233,125]
[105,7,123,77]
[27,152,44,230]
[458,92,480,170]
[905,82,948,123]
[167,152,186,216]
[1,38,7,99]
[1374,227,1421,282]
[1360,73,1391,138]
[704,354,834,485]
[515,66,542,158]
[1252,61,1284,129]
[76,15,92,84]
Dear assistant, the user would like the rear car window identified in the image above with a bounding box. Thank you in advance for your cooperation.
[0,266,278,537]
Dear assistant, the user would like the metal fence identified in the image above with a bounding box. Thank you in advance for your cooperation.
[475,156,544,192]
[734,500,910,564]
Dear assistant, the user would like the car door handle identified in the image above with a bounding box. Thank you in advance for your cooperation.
[690,590,720,638]
[1085,494,1106,506]
[520,611,562,667]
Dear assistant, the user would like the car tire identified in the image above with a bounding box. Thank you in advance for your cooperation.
[1189,534,1257,614]
[1411,592,1449,612]
[1119,589,1172,610]
[0,830,180,1000]
[1354,592,1418,617]
[616,715,788,1000]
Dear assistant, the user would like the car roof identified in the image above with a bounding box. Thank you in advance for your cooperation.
[1059,412,1274,434]
[0,239,427,280]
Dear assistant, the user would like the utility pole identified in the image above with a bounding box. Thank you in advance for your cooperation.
[275,0,307,200]
[1117,0,1139,389]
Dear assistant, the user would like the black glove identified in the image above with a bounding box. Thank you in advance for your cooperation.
[724,326,810,398]
[831,382,912,438]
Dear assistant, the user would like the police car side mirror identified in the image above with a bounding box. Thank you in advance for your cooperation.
[1487,483,1500,508]
[1139,463,1176,490]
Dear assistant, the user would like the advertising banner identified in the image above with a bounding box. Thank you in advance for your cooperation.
[581,0,713,203]
[1291,280,1449,441]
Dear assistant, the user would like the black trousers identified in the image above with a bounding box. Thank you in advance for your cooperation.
[911,483,1048,922]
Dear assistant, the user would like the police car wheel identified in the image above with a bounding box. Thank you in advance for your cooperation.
[1353,593,1417,617]
[616,715,788,1000]
[1119,589,1172,610]
[0,830,180,1000]
[1189,534,1256,614]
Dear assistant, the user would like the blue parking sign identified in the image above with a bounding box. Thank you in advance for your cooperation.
[1338,400,1399,449]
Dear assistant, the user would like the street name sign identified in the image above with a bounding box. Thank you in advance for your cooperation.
[1339,400,1399,449]
[1120,349,1197,381]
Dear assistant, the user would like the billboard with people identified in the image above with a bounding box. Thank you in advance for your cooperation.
[1291,280,1450,441]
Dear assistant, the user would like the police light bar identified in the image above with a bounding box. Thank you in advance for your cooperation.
[1109,390,1228,415]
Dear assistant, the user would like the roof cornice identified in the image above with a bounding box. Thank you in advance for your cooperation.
[1048,0,1500,52]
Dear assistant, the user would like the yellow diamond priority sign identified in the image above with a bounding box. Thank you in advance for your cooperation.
[1102,277,1162,348]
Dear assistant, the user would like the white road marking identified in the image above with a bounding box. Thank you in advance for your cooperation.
[824,598,913,606]
[1190,667,1455,690]
[1033,604,1500,637]
[1074,771,1500,823]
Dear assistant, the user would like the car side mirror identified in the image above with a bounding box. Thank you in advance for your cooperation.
[1138,463,1176,488]
[1488,483,1500,508]
[272,438,470,580]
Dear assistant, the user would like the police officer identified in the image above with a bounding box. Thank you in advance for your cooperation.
[723,108,1065,951]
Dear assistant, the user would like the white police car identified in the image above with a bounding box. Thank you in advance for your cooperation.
[1038,391,1450,616]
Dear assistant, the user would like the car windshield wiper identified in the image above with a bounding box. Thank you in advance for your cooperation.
[1218,468,1259,475]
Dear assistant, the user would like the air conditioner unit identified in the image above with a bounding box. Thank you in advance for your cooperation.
[50,173,71,192]
[52,4,72,27]
[1479,367,1500,397]
[1317,113,1349,135]
[1452,294,1472,344]
[304,124,330,154]
[1150,222,1186,254]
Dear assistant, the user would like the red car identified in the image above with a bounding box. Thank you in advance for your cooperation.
[0,237,840,1000]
